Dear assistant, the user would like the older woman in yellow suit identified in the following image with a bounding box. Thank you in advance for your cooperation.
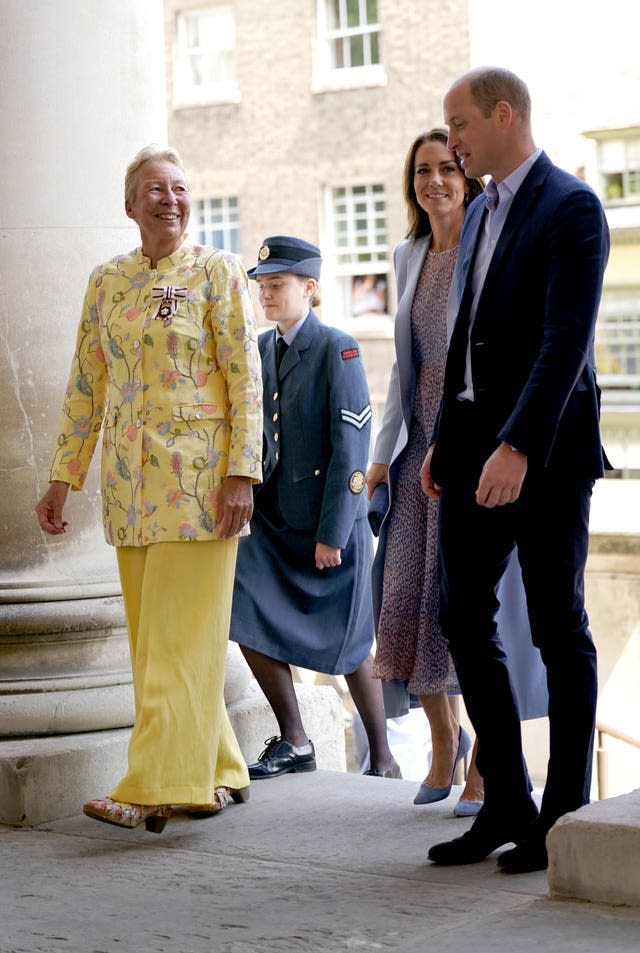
[35,145,263,833]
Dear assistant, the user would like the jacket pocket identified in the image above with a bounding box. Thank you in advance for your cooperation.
[292,460,323,483]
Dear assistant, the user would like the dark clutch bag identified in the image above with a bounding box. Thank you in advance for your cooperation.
[367,482,389,537]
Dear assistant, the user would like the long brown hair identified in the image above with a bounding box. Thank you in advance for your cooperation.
[402,128,484,240]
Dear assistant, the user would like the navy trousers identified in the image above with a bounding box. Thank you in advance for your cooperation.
[436,412,597,832]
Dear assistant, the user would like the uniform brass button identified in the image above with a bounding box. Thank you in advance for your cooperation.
[273,391,278,400]
[272,413,278,422]
[275,451,279,460]
[314,469,321,476]
[274,433,279,441]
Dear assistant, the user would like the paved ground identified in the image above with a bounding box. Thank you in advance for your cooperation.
[2,770,639,953]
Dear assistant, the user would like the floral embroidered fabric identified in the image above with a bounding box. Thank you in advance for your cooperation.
[49,243,263,546]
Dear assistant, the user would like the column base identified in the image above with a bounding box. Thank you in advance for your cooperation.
[0,728,130,827]
[1,682,347,826]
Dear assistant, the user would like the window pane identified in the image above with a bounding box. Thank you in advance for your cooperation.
[346,0,361,28]
[185,17,199,46]
[332,38,346,68]
[175,8,236,102]
[370,31,379,64]
[366,0,378,23]
[352,273,387,316]
[349,35,365,68]
[596,288,640,385]
[599,140,626,173]
[329,184,388,271]
[628,171,640,194]
[195,196,241,253]
[327,0,340,29]
[604,173,624,201]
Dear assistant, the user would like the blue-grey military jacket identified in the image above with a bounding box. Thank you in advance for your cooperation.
[256,310,372,549]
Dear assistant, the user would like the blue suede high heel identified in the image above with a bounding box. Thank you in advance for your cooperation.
[453,798,483,817]
[413,727,472,805]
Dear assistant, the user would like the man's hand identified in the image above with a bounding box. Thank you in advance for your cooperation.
[315,542,342,570]
[421,445,441,499]
[476,442,527,508]
[217,475,254,538]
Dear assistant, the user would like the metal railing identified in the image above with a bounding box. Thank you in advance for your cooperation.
[596,720,640,800]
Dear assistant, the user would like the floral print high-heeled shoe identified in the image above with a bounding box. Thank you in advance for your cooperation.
[186,785,250,817]
[83,797,172,833]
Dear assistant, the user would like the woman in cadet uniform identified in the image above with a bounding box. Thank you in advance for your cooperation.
[230,236,400,780]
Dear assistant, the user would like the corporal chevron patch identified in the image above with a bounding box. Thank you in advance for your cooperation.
[340,405,372,430]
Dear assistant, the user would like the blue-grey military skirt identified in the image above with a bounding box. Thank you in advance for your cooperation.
[230,509,374,675]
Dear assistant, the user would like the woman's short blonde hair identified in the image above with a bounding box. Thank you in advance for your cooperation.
[124,145,187,205]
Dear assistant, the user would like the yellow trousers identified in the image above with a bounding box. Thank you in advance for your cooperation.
[109,540,249,805]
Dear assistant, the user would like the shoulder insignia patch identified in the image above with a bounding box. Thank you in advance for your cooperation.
[349,470,366,494]
[341,347,359,360]
[340,405,372,430]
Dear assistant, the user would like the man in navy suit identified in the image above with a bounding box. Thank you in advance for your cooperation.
[421,67,610,872]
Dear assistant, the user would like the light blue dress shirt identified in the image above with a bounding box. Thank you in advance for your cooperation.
[458,149,543,401]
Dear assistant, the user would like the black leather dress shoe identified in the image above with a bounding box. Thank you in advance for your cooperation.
[498,838,548,873]
[428,801,539,866]
[248,736,316,779]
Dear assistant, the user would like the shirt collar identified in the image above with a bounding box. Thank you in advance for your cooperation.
[486,148,543,210]
[277,310,309,346]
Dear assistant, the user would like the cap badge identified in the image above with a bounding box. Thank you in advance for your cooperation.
[258,244,271,261]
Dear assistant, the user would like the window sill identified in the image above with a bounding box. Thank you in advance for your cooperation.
[173,84,241,108]
[312,64,387,94]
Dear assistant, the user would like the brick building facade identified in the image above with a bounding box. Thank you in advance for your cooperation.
[163,0,469,418]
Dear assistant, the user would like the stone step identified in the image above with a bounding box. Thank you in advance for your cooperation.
[548,788,640,905]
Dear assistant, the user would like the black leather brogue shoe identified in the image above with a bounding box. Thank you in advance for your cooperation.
[248,736,316,780]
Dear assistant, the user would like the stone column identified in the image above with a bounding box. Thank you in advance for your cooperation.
[0,0,168,824]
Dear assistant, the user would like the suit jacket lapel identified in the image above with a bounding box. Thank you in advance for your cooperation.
[260,329,278,395]
[443,200,486,394]
[398,237,429,314]
[456,198,485,303]
[480,153,550,295]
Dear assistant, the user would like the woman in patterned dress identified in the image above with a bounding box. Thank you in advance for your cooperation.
[367,130,546,812]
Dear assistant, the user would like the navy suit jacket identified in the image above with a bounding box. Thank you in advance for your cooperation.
[432,151,611,482]
[257,310,372,549]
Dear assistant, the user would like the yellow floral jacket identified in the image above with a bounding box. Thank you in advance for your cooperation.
[49,241,263,546]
